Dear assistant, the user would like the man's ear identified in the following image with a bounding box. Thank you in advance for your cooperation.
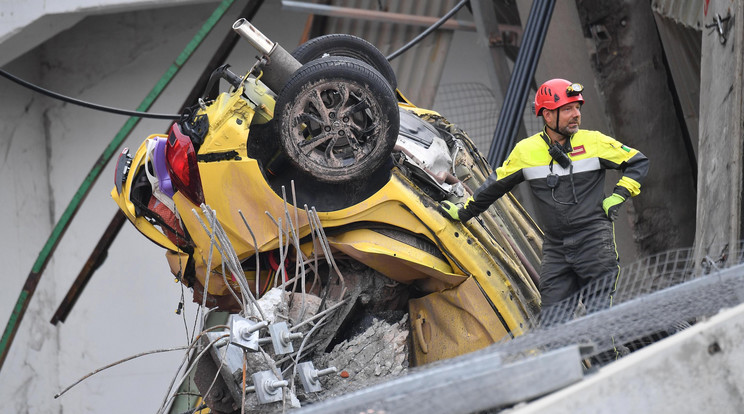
[542,109,554,125]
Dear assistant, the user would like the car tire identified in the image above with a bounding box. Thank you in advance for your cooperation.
[291,34,397,90]
[275,56,399,183]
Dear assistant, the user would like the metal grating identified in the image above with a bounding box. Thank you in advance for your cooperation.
[491,241,744,368]
[433,82,543,153]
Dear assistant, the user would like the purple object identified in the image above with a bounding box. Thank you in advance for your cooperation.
[152,137,175,198]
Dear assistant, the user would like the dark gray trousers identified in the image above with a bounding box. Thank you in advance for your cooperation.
[539,219,620,318]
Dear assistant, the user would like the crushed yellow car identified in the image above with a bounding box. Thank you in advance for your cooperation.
[111,19,542,369]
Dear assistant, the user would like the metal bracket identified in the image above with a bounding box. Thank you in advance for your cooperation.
[229,315,268,351]
[488,31,519,48]
[705,13,731,45]
[266,321,303,355]
[488,32,504,47]
[297,361,337,393]
[252,370,288,404]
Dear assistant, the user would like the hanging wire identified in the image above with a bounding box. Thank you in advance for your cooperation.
[176,251,193,344]
[156,332,231,414]
[0,68,181,119]
[53,345,190,399]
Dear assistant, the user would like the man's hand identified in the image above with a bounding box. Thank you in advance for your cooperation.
[602,193,626,221]
[438,199,473,222]
[438,200,462,221]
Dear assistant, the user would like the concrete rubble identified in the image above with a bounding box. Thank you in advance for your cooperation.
[309,313,409,400]
[197,265,411,413]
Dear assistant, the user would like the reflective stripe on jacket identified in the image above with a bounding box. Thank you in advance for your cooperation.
[466,129,649,238]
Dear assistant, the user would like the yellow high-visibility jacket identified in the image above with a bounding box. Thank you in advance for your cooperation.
[466,129,649,237]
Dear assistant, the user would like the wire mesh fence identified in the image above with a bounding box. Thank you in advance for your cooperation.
[432,82,543,157]
[489,241,744,367]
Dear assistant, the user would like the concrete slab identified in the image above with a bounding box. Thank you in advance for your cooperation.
[511,301,744,413]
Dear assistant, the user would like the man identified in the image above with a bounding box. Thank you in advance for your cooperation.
[440,78,649,321]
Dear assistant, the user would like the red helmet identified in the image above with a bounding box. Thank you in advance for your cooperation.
[534,79,584,117]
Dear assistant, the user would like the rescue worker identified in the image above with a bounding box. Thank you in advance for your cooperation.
[440,78,649,322]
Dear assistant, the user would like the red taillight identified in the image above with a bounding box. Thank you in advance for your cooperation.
[165,123,205,206]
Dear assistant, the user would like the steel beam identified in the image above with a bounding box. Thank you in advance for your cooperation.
[281,0,480,32]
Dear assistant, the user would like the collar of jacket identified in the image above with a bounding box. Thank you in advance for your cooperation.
[541,127,574,152]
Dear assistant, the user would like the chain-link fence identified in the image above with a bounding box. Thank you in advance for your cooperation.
[432,82,543,159]
[488,242,744,368]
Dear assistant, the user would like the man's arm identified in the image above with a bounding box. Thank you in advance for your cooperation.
[598,136,649,197]
[463,169,524,219]
[597,134,649,220]
[613,150,648,199]
[440,146,526,222]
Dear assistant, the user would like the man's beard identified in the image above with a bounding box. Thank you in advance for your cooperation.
[559,119,580,136]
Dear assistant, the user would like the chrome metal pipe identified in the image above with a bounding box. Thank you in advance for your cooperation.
[232,18,302,94]
[233,18,275,56]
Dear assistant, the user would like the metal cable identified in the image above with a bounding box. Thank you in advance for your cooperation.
[157,333,231,414]
[53,345,190,399]
[386,0,470,61]
[0,68,181,119]
[487,0,556,167]
[309,207,347,300]
[193,207,247,313]
[193,206,266,320]
[237,210,262,300]
[288,312,333,394]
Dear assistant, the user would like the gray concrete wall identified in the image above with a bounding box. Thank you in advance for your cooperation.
[0,0,219,67]
[0,47,59,414]
[0,2,310,412]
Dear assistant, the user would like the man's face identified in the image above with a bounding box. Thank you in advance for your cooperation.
[546,102,582,135]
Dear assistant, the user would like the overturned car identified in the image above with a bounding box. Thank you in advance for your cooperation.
[111,18,543,411]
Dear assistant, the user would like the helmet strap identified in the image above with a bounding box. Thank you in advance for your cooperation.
[545,109,571,141]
